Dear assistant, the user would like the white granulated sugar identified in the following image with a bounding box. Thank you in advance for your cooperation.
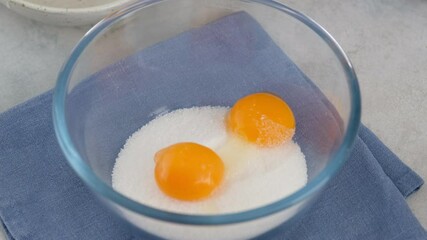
[112,106,307,214]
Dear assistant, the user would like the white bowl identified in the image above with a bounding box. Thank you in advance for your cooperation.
[0,0,134,26]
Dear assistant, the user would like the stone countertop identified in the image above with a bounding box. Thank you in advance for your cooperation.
[0,0,425,238]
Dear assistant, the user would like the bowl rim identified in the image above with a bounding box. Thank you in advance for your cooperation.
[53,0,361,225]
[3,0,133,13]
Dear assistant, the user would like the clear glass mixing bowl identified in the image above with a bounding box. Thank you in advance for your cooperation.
[53,0,361,239]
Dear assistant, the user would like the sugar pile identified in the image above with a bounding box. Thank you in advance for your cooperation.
[112,107,307,214]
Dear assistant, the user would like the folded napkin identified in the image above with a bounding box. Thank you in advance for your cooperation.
[0,12,425,240]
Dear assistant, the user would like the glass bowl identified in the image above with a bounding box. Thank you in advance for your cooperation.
[53,0,361,239]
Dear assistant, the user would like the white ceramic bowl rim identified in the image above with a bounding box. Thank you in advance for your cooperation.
[3,0,133,14]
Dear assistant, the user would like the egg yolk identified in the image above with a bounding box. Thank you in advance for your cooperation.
[154,142,225,201]
[226,92,295,147]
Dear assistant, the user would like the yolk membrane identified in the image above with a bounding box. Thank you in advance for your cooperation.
[154,142,225,201]
[226,92,295,147]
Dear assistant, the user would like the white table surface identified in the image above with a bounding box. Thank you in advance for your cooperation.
[0,0,426,239]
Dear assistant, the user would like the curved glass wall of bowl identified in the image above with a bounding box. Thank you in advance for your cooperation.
[53,0,360,239]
